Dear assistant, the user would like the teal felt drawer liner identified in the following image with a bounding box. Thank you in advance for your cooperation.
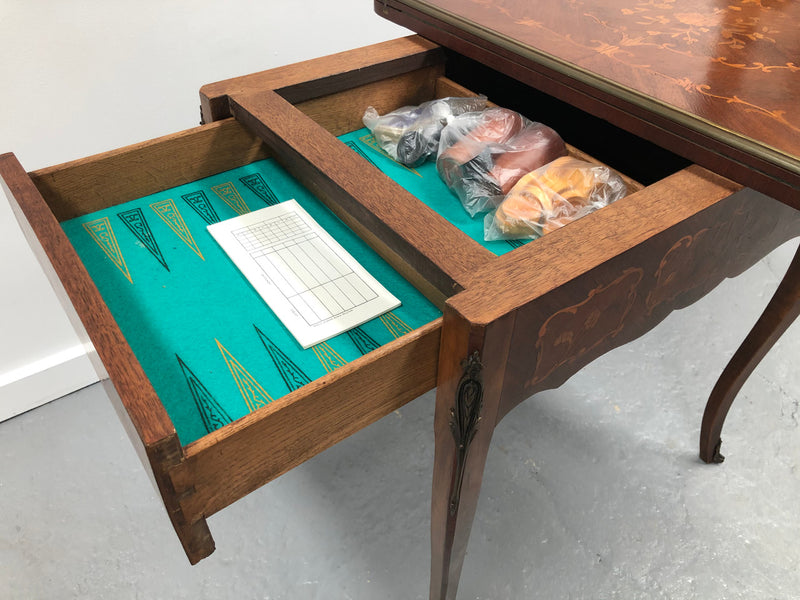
[340,128,528,255]
[62,128,520,446]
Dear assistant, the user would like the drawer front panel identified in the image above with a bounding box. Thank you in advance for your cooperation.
[178,318,441,521]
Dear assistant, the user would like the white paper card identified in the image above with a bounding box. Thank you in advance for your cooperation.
[207,199,400,349]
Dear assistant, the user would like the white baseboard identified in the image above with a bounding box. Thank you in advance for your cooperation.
[0,345,99,422]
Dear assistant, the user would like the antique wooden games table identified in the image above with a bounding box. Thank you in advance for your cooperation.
[3,1,799,599]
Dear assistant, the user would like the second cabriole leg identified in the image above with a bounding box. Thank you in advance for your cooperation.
[700,242,800,463]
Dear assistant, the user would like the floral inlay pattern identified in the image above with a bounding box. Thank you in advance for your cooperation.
[439,0,800,153]
[606,0,788,59]
[583,0,799,135]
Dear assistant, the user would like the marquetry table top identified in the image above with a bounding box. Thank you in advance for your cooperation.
[380,0,800,197]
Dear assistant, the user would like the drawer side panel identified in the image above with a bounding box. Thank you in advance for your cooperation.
[0,152,175,445]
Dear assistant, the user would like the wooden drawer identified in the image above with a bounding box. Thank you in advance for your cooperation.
[1,115,445,564]
[3,35,798,572]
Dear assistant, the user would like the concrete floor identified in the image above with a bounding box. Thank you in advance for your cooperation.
[2,239,799,600]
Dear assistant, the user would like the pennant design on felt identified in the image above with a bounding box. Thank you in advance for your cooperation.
[379,312,412,338]
[181,190,220,225]
[118,208,169,271]
[83,217,133,283]
[347,326,381,356]
[216,339,274,412]
[344,140,378,168]
[358,134,421,177]
[176,354,231,433]
[150,198,205,260]
[311,341,347,374]
[239,173,280,206]
[211,181,249,215]
[254,326,311,392]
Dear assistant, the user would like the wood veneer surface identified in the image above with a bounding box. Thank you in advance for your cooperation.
[383,0,800,161]
[378,1,800,207]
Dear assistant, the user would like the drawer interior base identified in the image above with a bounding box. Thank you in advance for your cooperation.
[62,150,441,446]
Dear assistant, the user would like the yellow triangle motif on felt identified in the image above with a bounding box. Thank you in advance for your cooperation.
[379,312,412,338]
[311,342,347,374]
[83,217,133,283]
[150,198,204,260]
[211,182,249,216]
[216,339,274,412]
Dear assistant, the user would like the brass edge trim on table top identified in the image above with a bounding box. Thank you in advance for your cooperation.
[384,0,800,181]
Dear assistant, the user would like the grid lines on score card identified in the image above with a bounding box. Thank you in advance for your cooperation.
[232,213,378,326]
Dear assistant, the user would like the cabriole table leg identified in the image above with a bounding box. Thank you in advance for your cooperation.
[700,242,800,463]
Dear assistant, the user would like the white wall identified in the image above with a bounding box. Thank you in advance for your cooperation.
[0,1,410,420]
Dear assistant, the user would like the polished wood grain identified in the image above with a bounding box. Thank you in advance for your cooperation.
[200,35,444,123]
[0,153,215,564]
[228,89,495,304]
[504,188,800,412]
[30,119,269,222]
[378,0,800,207]
[451,173,800,423]
[389,0,800,156]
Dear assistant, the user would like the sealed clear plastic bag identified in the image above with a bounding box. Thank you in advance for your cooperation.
[436,107,568,216]
[484,156,627,240]
[362,96,487,167]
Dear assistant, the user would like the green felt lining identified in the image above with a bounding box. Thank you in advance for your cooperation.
[62,128,517,446]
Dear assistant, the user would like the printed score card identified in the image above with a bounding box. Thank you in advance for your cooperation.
[208,199,400,349]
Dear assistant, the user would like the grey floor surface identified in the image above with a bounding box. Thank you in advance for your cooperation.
[3,240,800,599]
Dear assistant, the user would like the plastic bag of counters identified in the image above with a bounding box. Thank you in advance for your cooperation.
[484,156,627,240]
[436,107,567,216]
[362,96,487,167]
